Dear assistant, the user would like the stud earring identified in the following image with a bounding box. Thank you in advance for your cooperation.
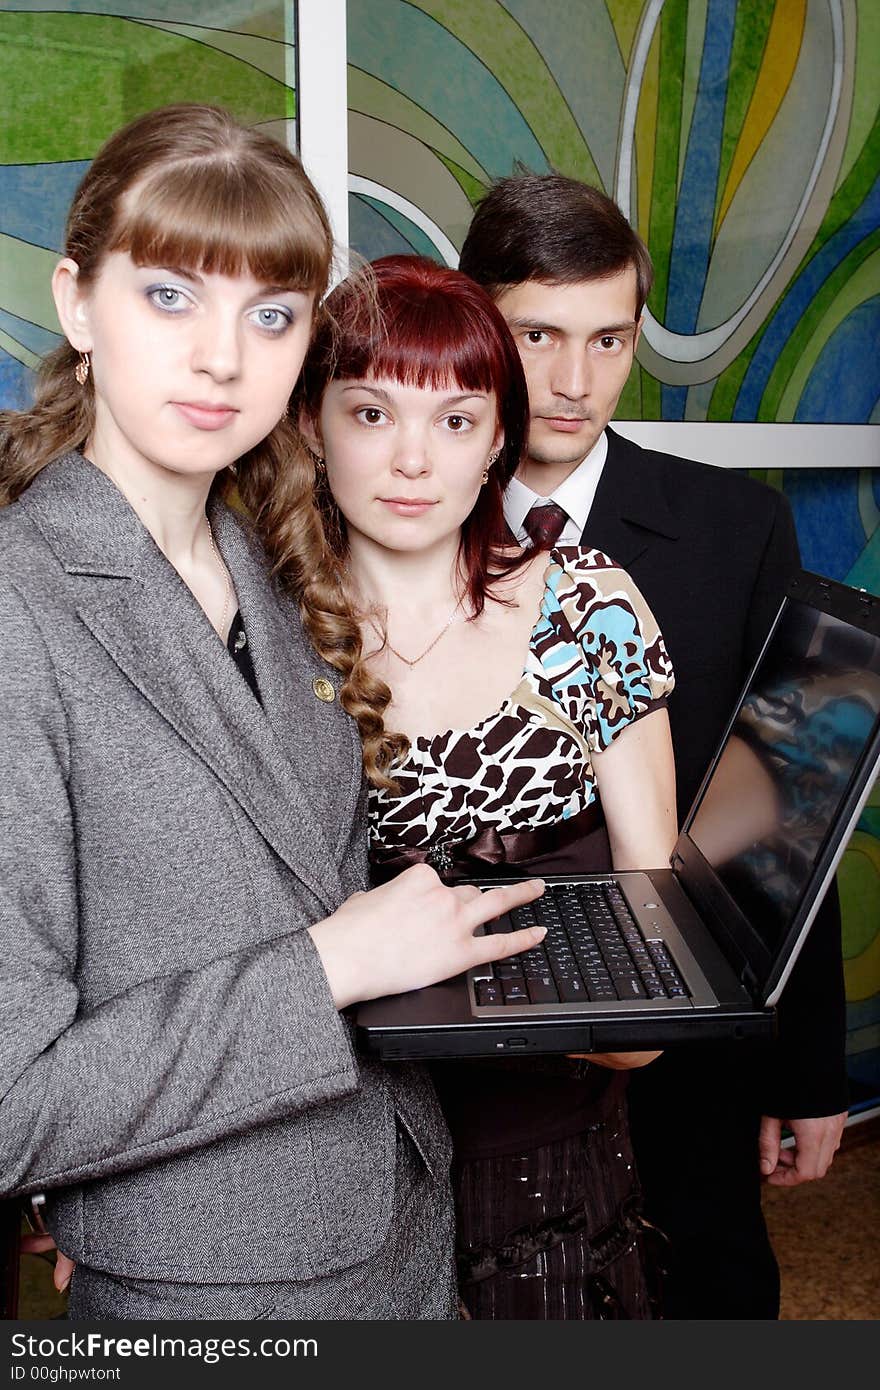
[74,351,90,386]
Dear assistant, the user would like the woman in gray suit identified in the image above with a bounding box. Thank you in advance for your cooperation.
[0,105,544,1320]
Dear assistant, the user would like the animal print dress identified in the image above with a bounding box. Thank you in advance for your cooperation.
[370,548,674,870]
[369,549,675,1320]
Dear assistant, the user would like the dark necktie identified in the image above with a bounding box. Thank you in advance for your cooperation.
[523,501,569,550]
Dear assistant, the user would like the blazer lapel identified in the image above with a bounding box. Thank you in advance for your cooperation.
[208,500,363,861]
[25,455,348,913]
[584,426,679,567]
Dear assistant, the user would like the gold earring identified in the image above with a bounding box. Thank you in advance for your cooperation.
[307,445,326,471]
[74,351,90,386]
[480,469,489,485]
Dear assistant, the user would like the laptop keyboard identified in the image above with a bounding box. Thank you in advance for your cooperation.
[473,881,688,1007]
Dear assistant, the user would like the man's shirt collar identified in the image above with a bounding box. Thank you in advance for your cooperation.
[503,431,608,547]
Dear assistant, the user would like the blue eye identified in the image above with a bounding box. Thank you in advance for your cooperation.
[147,284,189,313]
[250,305,293,334]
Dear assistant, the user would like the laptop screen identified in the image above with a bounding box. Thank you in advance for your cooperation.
[684,594,880,972]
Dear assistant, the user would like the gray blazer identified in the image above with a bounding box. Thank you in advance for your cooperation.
[0,452,451,1286]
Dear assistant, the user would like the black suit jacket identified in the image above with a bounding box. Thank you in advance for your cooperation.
[583,426,847,1117]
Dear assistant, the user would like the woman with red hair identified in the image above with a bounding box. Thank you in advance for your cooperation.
[284,255,678,1320]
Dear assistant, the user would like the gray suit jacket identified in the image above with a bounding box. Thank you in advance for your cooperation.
[0,452,450,1286]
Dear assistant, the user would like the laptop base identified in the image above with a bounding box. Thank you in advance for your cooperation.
[355,978,775,1061]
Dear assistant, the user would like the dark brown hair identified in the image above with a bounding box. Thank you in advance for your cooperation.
[0,103,333,501]
[459,173,654,316]
[284,255,531,788]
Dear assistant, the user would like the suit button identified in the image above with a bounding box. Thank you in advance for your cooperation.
[312,676,336,703]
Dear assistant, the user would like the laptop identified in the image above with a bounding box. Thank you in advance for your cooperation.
[356,570,880,1059]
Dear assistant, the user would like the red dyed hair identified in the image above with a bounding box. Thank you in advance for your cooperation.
[298,254,530,615]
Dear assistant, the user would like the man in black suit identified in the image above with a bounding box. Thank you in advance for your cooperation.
[459,174,848,1318]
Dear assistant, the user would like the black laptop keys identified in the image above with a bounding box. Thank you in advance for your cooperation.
[473,881,688,1007]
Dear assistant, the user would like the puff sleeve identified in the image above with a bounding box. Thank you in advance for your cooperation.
[544,548,675,754]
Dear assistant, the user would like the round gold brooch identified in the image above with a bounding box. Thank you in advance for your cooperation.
[312,676,336,703]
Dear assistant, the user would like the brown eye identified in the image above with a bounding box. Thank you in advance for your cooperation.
[361,408,383,424]
[447,415,465,430]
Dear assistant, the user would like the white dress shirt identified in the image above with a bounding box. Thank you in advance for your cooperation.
[503,431,608,547]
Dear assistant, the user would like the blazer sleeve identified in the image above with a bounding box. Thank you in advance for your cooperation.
[0,579,361,1198]
[742,491,848,1118]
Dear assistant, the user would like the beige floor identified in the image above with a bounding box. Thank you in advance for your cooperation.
[18,1130,879,1320]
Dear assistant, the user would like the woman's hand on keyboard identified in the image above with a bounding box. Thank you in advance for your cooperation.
[310,864,546,1009]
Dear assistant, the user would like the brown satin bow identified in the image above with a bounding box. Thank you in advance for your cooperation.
[370,804,601,884]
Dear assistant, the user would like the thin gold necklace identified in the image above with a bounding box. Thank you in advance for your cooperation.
[371,598,463,668]
[206,519,231,637]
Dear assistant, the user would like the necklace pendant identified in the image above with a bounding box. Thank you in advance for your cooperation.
[379,597,464,667]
